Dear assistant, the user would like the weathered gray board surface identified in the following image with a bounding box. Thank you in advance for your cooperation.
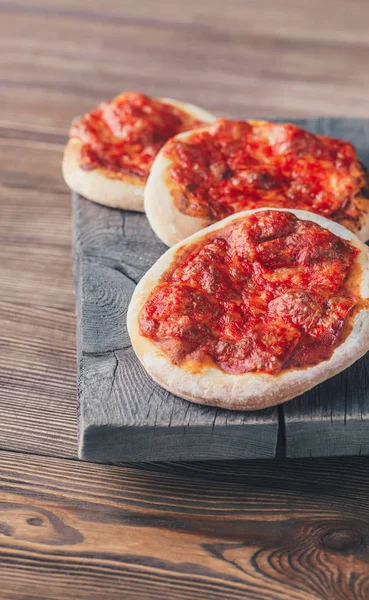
[74,118,369,462]
[73,197,278,461]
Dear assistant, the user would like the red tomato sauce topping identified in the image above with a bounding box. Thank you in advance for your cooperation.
[139,211,361,375]
[164,119,369,229]
[70,92,206,180]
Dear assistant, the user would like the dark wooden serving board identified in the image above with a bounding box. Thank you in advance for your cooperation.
[74,118,369,462]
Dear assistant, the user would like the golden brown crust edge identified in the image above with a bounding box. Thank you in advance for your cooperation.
[127,208,369,411]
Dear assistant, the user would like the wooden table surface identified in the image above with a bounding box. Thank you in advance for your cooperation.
[2,1,369,598]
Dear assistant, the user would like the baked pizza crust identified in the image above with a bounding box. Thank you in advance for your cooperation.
[127,208,369,411]
[62,98,216,211]
[144,128,209,241]
[145,124,369,245]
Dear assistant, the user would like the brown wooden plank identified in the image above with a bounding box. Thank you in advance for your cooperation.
[0,135,73,310]
[1,449,369,600]
[1,1,369,126]
[0,128,77,458]
[0,298,77,457]
[0,91,78,455]
[5,0,369,45]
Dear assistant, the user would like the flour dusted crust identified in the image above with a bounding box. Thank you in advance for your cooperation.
[127,208,369,411]
[62,98,215,211]
[145,122,369,245]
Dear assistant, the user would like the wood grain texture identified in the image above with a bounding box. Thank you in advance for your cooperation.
[74,195,278,461]
[0,132,78,458]
[2,449,369,600]
[2,0,369,124]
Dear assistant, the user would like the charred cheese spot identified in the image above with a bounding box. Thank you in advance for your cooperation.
[139,210,362,375]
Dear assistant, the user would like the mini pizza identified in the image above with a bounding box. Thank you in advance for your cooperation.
[145,119,369,245]
[62,92,215,211]
[127,208,369,411]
